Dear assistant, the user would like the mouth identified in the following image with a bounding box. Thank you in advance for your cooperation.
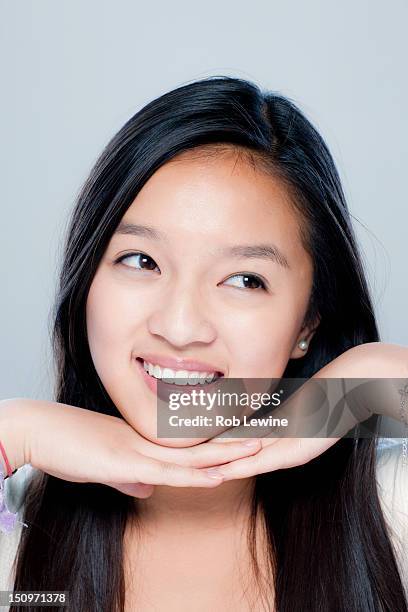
[135,357,225,393]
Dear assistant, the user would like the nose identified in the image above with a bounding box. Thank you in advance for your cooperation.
[147,282,217,347]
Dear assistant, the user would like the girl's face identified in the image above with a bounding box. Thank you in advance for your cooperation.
[86,150,318,446]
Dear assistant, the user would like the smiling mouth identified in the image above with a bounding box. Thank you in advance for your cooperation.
[136,357,224,387]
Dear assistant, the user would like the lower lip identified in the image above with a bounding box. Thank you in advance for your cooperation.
[135,358,223,396]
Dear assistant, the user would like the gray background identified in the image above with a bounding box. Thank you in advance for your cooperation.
[1,0,407,401]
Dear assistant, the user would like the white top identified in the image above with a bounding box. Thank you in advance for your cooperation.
[0,441,407,606]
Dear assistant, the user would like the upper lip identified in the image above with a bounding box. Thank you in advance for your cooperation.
[137,353,225,375]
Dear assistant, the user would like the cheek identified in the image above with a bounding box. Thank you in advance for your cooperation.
[222,297,303,377]
[85,275,136,380]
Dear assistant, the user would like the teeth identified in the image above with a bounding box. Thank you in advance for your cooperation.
[162,368,174,380]
[188,371,200,385]
[142,361,218,385]
[174,370,189,378]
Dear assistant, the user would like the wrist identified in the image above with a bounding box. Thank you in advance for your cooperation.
[0,398,32,473]
[342,343,408,423]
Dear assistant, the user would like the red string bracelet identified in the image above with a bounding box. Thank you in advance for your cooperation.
[0,439,13,478]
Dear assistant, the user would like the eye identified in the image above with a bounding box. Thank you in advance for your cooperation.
[223,274,267,291]
[115,252,160,272]
[114,254,266,291]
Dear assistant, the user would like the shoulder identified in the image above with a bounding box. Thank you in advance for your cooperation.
[376,439,408,589]
[0,464,38,591]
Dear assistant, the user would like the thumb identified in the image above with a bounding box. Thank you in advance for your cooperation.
[105,481,155,498]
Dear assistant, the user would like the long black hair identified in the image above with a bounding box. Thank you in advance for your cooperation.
[11,76,407,611]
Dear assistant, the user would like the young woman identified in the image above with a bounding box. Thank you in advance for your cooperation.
[1,76,407,611]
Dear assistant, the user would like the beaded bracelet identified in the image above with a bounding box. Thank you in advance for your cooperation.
[0,439,25,534]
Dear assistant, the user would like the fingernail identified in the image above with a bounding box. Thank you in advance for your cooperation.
[241,439,260,447]
[205,468,224,479]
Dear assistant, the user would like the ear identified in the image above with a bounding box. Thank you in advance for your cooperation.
[290,315,321,359]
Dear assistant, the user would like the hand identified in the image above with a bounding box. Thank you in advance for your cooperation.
[1,398,262,498]
[123,422,262,469]
[205,437,340,479]
[202,341,408,479]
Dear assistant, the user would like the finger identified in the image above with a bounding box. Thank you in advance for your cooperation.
[187,438,262,467]
[209,429,249,442]
[129,453,227,487]
[138,438,262,468]
[209,436,252,443]
[107,482,155,498]
[209,449,269,480]
[210,436,280,447]
[210,438,339,480]
[207,419,283,441]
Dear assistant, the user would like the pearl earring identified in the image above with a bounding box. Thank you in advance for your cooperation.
[298,339,308,351]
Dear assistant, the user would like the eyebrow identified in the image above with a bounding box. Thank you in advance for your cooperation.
[114,222,168,241]
[114,222,290,270]
[219,244,290,269]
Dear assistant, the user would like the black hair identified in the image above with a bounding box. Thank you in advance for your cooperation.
[11,76,407,611]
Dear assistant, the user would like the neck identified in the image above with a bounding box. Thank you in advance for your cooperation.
[134,477,256,531]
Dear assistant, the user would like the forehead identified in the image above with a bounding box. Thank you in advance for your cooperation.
[119,150,308,265]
